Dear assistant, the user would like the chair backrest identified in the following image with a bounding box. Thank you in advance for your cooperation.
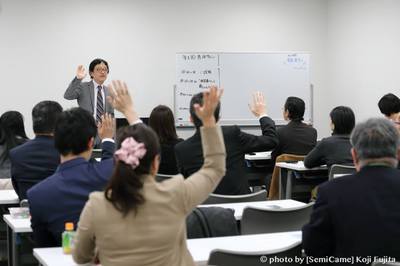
[241,202,314,235]
[202,190,267,205]
[207,242,302,266]
[155,173,174,182]
[328,164,356,180]
[90,149,102,160]
[20,199,29,208]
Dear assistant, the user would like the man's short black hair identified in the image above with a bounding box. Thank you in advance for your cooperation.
[378,93,400,117]
[54,108,97,156]
[284,96,305,122]
[189,92,221,129]
[32,101,63,134]
[89,58,109,79]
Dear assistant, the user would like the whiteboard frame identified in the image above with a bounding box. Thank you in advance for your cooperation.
[174,51,312,127]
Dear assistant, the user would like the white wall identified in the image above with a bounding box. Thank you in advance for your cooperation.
[1,0,328,138]
[326,0,400,127]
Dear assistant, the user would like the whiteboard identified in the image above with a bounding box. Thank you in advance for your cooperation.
[175,52,311,126]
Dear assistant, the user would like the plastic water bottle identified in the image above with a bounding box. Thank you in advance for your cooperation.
[62,222,76,254]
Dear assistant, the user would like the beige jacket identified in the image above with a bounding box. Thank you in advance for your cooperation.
[73,126,226,266]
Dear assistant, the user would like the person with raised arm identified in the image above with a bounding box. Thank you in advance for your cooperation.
[73,85,226,266]
[175,91,278,195]
[64,59,115,122]
[27,112,116,247]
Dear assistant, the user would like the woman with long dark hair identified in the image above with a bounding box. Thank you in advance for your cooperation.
[0,111,28,188]
[73,84,226,266]
[149,105,183,175]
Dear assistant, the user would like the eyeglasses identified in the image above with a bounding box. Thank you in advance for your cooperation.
[94,67,108,73]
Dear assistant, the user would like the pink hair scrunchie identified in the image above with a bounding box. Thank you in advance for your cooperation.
[114,137,147,169]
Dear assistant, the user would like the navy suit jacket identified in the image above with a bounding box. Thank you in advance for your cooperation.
[302,165,400,262]
[27,141,115,247]
[10,136,60,200]
[175,116,278,195]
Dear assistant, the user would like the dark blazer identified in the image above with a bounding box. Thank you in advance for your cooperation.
[302,165,400,261]
[158,138,183,175]
[304,134,353,168]
[271,120,317,161]
[27,141,115,247]
[9,136,60,200]
[175,116,278,195]
[64,78,114,116]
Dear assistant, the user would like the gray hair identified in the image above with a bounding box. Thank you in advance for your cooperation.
[350,118,400,161]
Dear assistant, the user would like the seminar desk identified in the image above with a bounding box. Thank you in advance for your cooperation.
[3,214,31,266]
[3,199,303,265]
[200,199,305,220]
[0,190,19,206]
[244,151,271,161]
[245,151,273,187]
[33,231,302,266]
[275,161,328,199]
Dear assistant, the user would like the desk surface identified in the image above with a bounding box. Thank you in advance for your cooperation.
[33,248,78,266]
[3,214,31,233]
[200,199,305,220]
[0,190,19,205]
[3,200,305,234]
[275,161,327,171]
[245,151,271,161]
[34,231,301,266]
[188,231,301,265]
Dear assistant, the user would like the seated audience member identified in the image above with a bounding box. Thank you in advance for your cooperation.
[271,96,317,161]
[175,91,278,195]
[378,93,400,169]
[27,110,115,247]
[10,101,63,200]
[73,85,226,266]
[149,105,183,175]
[0,111,28,189]
[378,93,400,123]
[304,106,355,168]
[303,118,400,261]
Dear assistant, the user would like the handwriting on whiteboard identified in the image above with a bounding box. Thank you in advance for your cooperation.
[175,53,221,126]
[284,54,307,70]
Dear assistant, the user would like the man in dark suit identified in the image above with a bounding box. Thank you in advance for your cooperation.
[271,96,317,162]
[27,108,115,247]
[302,118,400,262]
[175,91,278,195]
[10,101,63,200]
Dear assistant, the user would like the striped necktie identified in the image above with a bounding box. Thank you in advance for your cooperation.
[96,85,104,123]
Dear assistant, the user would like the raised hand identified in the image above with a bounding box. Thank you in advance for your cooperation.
[76,65,87,80]
[248,91,267,118]
[107,80,134,113]
[107,80,139,124]
[98,113,115,140]
[194,85,223,127]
